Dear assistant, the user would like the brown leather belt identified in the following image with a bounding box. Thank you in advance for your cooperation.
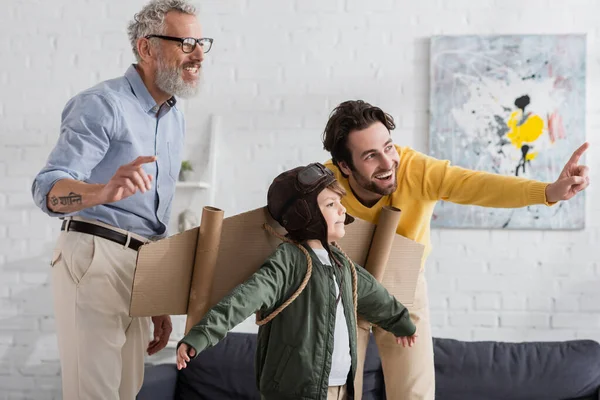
[61,220,145,251]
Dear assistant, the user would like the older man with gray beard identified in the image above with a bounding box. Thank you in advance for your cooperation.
[31,1,212,398]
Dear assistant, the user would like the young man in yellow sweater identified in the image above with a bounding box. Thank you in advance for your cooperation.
[322,100,590,400]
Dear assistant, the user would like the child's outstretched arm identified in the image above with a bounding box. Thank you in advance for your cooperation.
[177,246,300,367]
[355,264,417,340]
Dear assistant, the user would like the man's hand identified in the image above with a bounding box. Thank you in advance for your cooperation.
[177,343,196,370]
[545,142,590,203]
[147,315,173,356]
[44,155,157,213]
[100,156,156,204]
[396,333,418,348]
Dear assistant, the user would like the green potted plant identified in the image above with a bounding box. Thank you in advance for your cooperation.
[179,160,193,181]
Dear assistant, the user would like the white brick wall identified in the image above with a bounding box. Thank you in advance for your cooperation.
[1,0,599,396]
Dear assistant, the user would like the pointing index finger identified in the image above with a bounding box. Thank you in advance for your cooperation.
[568,142,589,165]
[132,156,157,167]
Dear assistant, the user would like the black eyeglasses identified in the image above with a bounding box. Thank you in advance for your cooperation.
[145,35,213,54]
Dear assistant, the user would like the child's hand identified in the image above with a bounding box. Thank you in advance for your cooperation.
[396,333,418,348]
[177,343,197,370]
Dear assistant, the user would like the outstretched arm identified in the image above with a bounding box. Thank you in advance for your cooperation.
[177,249,298,361]
[356,265,416,337]
[414,143,590,207]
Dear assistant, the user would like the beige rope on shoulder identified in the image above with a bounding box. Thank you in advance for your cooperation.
[255,224,313,326]
[255,224,359,327]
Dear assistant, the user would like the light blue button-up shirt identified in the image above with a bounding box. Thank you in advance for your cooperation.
[32,65,185,239]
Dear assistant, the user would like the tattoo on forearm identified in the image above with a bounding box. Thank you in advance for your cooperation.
[58,192,82,206]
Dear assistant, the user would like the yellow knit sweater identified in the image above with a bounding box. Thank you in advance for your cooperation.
[324,145,550,268]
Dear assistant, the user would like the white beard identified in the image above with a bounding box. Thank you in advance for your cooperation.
[154,57,201,99]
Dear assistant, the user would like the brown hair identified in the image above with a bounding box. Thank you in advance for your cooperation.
[327,180,346,198]
[322,100,395,177]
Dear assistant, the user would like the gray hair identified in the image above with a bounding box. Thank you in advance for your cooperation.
[127,0,197,61]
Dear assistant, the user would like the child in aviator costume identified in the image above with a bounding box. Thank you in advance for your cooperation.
[176,163,417,400]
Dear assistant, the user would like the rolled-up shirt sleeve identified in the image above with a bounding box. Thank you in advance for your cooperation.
[31,92,117,217]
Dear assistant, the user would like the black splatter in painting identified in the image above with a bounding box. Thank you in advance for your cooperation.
[493,95,535,177]
[514,95,530,111]
[514,95,533,177]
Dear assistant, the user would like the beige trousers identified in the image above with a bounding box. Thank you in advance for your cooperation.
[50,217,151,400]
[327,385,347,400]
[374,271,435,399]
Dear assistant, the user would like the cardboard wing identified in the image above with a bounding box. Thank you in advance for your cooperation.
[129,205,425,334]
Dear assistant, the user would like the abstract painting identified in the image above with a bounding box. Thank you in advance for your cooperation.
[429,34,586,230]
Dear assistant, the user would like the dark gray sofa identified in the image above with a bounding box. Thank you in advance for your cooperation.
[137,332,600,400]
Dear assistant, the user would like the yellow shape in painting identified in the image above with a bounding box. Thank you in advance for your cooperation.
[526,151,538,161]
[506,110,544,149]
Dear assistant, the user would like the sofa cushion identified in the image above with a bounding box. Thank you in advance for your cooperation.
[137,363,178,400]
[433,338,600,400]
[176,332,386,399]
[362,335,386,399]
[176,333,259,399]
[171,332,600,400]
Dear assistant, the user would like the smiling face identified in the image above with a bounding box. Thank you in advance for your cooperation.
[338,122,400,204]
[317,187,347,243]
[152,11,204,98]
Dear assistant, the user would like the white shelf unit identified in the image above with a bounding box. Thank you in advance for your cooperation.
[174,114,219,206]
[175,181,211,189]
